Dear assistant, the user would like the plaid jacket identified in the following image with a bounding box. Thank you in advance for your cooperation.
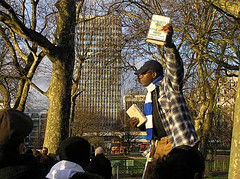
[154,46,198,148]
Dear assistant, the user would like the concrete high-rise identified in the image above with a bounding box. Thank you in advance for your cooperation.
[75,15,122,129]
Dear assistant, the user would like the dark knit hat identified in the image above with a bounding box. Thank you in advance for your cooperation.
[0,108,33,146]
[134,60,163,76]
[59,136,90,168]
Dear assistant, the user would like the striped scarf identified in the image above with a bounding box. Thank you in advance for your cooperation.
[144,75,164,140]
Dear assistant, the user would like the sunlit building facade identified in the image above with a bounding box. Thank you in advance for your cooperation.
[75,15,122,128]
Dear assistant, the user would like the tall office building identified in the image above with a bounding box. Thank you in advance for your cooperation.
[75,15,122,129]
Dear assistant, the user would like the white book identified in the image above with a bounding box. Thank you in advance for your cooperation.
[146,15,171,45]
[126,104,147,127]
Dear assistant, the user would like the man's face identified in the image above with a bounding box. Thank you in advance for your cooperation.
[42,148,48,156]
[138,70,156,87]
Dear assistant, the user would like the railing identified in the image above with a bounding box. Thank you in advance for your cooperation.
[110,156,145,178]
[109,155,230,179]
[205,157,229,173]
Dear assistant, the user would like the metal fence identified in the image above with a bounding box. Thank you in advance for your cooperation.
[205,158,229,173]
[109,155,230,179]
[110,157,145,178]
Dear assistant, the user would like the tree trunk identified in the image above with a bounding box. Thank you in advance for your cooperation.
[0,0,76,153]
[201,111,213,158]
[70,59,84,136]
[44,59,74,153]
[43,0,76,153]
[229,72,240,178]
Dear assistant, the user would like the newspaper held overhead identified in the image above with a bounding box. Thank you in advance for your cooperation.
[146,15,171,45]
[126,104,147,127]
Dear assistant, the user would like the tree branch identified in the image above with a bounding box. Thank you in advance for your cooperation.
[0,0,56,58]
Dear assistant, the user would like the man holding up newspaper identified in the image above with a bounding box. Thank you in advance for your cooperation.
[129,24,199,159]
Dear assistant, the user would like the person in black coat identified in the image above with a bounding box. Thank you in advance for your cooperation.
[0,109,45,179]
[86,147,112,179]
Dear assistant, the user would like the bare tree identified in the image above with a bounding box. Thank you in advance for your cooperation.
[199,0,240,177]
[0,0,82,153]
[203,0,239,28]
[200,0,240,177]
[0,0,118,153]
[71,105,103,136]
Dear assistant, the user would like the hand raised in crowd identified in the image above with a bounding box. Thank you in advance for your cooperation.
[129,117,139,127]
[161,24,174,47]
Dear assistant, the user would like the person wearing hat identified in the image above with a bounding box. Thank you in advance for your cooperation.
[129,24,198,159]
[0,108,45,178]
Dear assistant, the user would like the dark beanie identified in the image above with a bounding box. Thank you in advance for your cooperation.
[59,136,90,168]
[0,108,33,146]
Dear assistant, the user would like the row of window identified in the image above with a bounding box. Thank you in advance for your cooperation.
[26,113,47,119]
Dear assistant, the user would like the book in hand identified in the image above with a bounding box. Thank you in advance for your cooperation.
[146,15,171,45]
[126,104,147,127]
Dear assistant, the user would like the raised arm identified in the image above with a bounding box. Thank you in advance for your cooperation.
[161,24,184,91]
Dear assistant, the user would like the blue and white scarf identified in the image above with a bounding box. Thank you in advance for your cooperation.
[144,75,164,140]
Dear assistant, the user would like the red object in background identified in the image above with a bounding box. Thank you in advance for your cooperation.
[140,143,150,151]
[111,138,128,154]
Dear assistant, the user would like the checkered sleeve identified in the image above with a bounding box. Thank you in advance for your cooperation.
[164,46,184,92]
[159,45,199,147]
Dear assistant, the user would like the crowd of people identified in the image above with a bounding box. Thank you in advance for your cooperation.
[0,108,112,179]
[0,97,205,179]
[0,23,205,179]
